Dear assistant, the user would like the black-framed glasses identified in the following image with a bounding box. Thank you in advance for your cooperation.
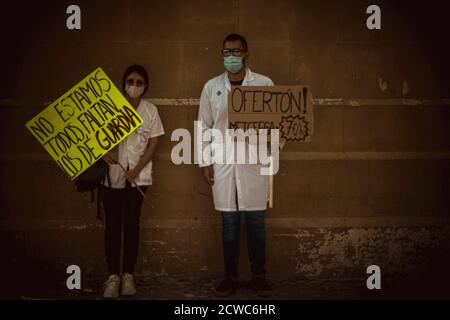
[222,48,246,57]
[126,78,145,87]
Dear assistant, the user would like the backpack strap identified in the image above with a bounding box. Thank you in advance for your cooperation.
[96,186,103,220]
[106,165,111,187]
[96,164,111,220]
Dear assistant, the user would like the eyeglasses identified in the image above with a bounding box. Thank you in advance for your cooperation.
[126,78,146,87]
[222,48,246,57]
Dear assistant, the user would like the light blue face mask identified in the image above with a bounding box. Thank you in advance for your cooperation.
[224,56,244,73]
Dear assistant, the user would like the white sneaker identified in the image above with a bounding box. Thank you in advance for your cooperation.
[103,274,120,299]
[121,273,137,296]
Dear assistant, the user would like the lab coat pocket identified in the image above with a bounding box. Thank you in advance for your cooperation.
[138,162,152,182]
[213,164,231,182]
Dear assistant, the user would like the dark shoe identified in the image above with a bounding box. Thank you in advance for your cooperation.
[250,278,272,298]
[214,278,237,297]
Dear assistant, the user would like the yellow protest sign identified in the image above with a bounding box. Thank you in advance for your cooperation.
[25,67,143,180]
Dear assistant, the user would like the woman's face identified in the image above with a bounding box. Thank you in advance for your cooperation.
[125,72,146,98]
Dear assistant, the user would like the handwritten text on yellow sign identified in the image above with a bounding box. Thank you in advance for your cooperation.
[26,67,143,180]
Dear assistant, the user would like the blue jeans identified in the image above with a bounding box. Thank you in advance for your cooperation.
[220,211,266,280]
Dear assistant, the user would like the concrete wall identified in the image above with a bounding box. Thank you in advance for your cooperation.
[1,0,450,298]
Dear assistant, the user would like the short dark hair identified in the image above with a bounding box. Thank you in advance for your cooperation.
[223,33,248,51]
[122,64,149,96]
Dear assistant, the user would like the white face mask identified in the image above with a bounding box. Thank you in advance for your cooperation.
[125,84,145,98]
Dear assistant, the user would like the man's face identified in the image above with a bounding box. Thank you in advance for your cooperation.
[222,40,248,60]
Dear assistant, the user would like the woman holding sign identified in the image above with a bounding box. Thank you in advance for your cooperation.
[101,65,165,299]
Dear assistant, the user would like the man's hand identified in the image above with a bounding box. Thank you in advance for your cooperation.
[202,165,214,185]
[103,152,116,165]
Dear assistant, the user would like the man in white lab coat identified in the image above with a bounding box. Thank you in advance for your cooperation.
[197,33,273,297]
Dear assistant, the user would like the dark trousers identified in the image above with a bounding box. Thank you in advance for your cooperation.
[220,211,266,280]
[103,184,147,275]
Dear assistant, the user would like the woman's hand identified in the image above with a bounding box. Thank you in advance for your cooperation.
[126,167,140,183]
[103,152,117,165]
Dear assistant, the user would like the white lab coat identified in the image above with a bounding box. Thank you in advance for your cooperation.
[104,99,165,188]
[198,69,274,212]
